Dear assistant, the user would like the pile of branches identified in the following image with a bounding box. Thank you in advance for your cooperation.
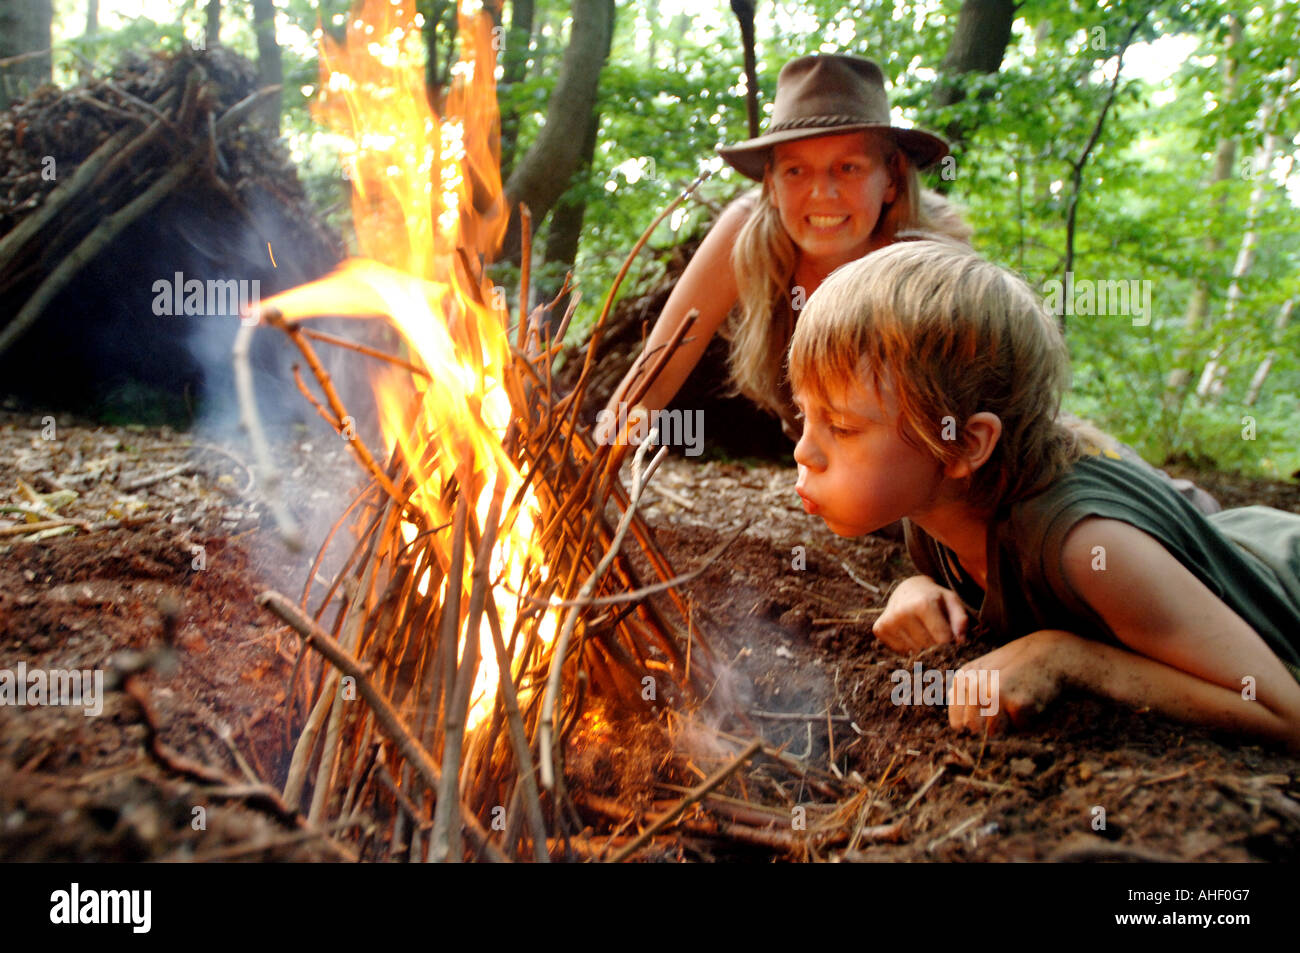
[0,47,338,359]
[238,194,770,861]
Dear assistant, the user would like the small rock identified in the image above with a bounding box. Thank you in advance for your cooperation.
[777,606,810,633]
[1009,757,1036,778]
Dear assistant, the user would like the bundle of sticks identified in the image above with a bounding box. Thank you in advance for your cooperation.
[0,47,332,360]
[235,187,755,861]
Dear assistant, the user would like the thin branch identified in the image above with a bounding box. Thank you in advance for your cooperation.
[607,739,763,863]
[256,589,509,862]
[1061,16,1145,313]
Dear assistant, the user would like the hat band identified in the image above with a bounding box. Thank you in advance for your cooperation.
[767,114,881,133]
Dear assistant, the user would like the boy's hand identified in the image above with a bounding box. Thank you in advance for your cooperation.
[873,575,969,653]
[947,630,1074,735]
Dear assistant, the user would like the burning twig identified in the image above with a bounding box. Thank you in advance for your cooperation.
[607,738,763,863]
[539,428,668,790]
[256,589,508,862]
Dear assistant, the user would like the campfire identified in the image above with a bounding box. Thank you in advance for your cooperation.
[230,0,751,861]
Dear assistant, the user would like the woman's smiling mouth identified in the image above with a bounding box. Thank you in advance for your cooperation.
[806,214,849,229]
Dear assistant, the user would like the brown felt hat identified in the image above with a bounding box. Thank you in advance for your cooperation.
[718,54,949,180]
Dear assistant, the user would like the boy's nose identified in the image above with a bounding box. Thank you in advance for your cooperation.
[793,430,825,470]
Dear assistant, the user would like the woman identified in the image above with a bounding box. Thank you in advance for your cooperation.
[598,54,970,445]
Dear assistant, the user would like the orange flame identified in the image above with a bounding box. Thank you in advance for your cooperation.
[258,0,551,729]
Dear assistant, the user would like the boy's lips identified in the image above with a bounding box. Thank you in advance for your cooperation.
[795,487,819,515]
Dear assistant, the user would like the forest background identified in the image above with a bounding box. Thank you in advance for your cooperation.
[3,0,1297,477]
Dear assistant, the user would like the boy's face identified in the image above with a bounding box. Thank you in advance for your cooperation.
[792,374,947,537]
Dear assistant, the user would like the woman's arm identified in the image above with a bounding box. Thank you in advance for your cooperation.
[600,195,756,428]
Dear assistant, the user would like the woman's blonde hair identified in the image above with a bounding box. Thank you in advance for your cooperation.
[788,239,1082,511]
[726,131,972,425]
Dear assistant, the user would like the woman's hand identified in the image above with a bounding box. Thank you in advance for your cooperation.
[873,575,969,654]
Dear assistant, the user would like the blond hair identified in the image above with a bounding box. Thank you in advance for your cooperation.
[788,240,1081,511]
[726,132,971,424]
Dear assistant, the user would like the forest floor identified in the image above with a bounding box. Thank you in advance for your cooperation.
[2,409,1298,862]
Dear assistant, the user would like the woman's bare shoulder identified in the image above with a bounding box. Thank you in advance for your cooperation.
[711,189,762,234]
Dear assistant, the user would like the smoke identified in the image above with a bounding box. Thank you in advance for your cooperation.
[671,606,837,767]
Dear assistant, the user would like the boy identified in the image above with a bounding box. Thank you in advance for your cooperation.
[788,240,1300,749]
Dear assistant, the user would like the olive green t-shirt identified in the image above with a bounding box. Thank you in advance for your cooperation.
[904,451,1300,681]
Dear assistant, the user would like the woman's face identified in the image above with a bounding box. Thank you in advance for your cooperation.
[767,132,897,271]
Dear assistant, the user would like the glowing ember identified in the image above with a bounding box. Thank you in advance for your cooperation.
[256,0,552,729]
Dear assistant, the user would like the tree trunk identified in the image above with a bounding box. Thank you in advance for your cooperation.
[79,0,99,81]
[541,102,600,311]
[500,0,615,263]
[252,0,283,134]
[499,0,536,181]
[1164,15,1241,402]
[647,0,658,68]
[1245,298,1293,406]
[730,0,759,138]
[1196,104,1295,399]
[423,1,455,108]
[930,0,1015,146]
[541,0,616,309]
[1061,18,1143,302]
[0,0,53,111]
[205,0,221,47]
[1196,33,1296,401]
[668,12,688,70]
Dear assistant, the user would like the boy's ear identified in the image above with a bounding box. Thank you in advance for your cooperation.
[944,412,1002,480]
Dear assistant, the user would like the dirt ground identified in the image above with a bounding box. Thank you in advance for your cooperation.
[2,411,1298,861]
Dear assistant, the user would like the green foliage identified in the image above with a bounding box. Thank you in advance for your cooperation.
[45,0,1300,479]
[928,0,1300,478]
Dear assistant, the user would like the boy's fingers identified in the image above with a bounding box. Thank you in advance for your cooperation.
[921,600,955,645]
[940,590,969,642]
[896,621,928,654]
[871,618,909,655]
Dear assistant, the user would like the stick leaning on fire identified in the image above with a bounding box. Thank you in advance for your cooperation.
[233,175,811,860]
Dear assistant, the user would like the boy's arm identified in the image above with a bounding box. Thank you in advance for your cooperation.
[1054,517,1300,748]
